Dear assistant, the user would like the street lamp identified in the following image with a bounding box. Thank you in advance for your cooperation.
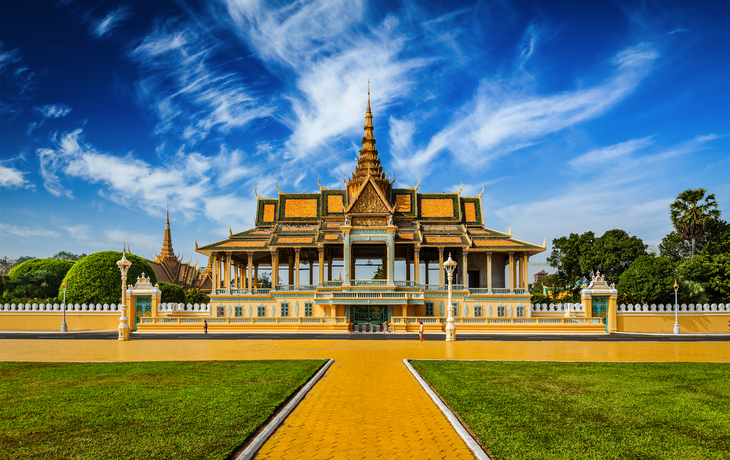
[116,246,132,341]
[673,280,680,335]
[444,253,458,342]
[61,282,67,332]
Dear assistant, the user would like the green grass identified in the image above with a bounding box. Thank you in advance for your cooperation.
[0,360,325,459]
[411,361,730,460]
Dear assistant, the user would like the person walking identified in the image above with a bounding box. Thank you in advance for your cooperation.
[204,319,208,334]
[419,320,424,342]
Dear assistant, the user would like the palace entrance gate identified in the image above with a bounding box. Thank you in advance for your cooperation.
[351,305,389,325]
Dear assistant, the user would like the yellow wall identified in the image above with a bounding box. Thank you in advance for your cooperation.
[0,313,119,331]
[618,314,730,333]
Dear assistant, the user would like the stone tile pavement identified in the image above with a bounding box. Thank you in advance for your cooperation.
[2,339,728,459]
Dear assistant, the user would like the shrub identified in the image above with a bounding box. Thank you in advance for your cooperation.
[185,288,210,304]
[60,251,157,304]
[6,259,74,301]
[617,255,675,304]
[158,282,186,304]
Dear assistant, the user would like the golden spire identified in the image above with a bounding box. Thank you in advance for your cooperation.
[348,82,391,199]
[160,207,175,260]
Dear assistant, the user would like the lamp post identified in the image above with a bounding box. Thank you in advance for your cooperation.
[444,253,458,342]
[673,279,680,335]
[117,247,132,341]
[61,282,67,332]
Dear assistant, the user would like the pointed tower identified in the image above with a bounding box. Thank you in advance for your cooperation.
[160,207,175,261]
[348,83,392,203]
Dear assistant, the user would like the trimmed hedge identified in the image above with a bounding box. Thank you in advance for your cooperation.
[158,282,186,304]
[8,259,75,281]
[60,251,157,304]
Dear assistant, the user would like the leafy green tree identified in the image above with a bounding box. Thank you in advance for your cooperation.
[548,230,646,298]
[185,288,210,304]
[158,282,186,304]
[676,253,730,304]
[61,251,157,304]
[50,251,87,261]
[670,188,721,255]
[257,272,271,288]
[8,258,75,280]
[660,220,729,262]
[6,259,75,301]
[617,255,675,304]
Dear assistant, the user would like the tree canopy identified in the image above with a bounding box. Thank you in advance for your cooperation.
[61,251,157,304]
[158,282,186,304]
[670,188,721,255]
[617,255,676,305]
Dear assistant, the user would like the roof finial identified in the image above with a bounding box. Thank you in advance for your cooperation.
[165,206,170,229]
[123,240,126,255]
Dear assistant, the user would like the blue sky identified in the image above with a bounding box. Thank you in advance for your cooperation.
[1,0,728,269]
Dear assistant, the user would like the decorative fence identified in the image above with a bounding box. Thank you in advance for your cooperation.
[158,303,211,312]
[2,303,122,312]
[530,303,585,313]
[618,303,728,312]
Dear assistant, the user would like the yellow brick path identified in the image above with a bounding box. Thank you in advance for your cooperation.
[2,339,728,459]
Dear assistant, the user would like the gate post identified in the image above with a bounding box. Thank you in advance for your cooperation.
[580,272,618,333]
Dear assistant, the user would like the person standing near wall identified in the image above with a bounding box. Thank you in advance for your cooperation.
[419,320,424,342]
[204,319,208,334]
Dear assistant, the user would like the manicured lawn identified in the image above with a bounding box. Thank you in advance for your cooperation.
[0,360,325,459]
[411,361,730,460]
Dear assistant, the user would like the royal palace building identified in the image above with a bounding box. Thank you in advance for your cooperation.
[194,93,547,332]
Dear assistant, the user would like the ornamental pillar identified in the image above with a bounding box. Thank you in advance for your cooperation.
[294,248,301,289]
[508,252,515,292]
[225,252,232,294]
[212,254,218,293]
[343,233,351,287]
[424,259,429,285]
[414,247,420,285]
[247,252,254,293]
[327,256,333,282]
[405,252,411,282]
[387,233,395,286]
[487,252,492,292]
[309,260,313,285]
[522,255,529,290]
[288,255,294,285]
[462,249,469,287]
[271,250,278,288]
[254,264,259,289]
[438,248,444,289]
[318,247,325,286]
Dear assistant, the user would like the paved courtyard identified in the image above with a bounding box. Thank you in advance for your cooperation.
[1,338,728,459]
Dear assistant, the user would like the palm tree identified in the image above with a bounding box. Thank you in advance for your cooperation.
[670,189,721,255]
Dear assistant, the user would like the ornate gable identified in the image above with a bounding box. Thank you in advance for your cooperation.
[350,182,389,213]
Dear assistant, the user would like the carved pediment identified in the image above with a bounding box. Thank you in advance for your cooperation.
[350,182,389,213]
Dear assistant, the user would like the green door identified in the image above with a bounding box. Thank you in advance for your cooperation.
[351,306,387,325]
[134,296,152,331]
[592,296,608,333]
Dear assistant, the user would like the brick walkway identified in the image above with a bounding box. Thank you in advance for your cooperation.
[2,339,728,459]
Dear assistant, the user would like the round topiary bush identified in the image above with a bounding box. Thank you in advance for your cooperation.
[158,282,186,304]
[60,251,157,304]
[8,258,75,280]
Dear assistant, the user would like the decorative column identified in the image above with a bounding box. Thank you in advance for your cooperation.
[508,252,515,292]
[254,264,259,289]
[116,249,132,341]
[294,248,301,289]
[225,252,232,294]
[522,255,529,290]
[438,248,444,289]
[309,261,313,285]
[327,256,332,282]
[211,254,218,293]
[343,233,351,287]
[288,256,294,285]
[271,250,278,288]
[414,246,420,285]
[486,252,492,293]
[387,233,395,286]
[424,260,429,285]
[462,249,469,287]
[318,247,325,286]
[247,252,254,293]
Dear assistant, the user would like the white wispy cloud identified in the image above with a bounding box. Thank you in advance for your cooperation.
[224,0,431,158]
[35,104,72,118]
[392,42,660,180]
[0,163,32,189]
[91,5,131,38]
[131,20,273,144]
[63,224,90,240]
[104,230,159,251]
[0,223,60,238]
[36,128,262,228]
[0,43,20,73]
[569,136,655,169]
